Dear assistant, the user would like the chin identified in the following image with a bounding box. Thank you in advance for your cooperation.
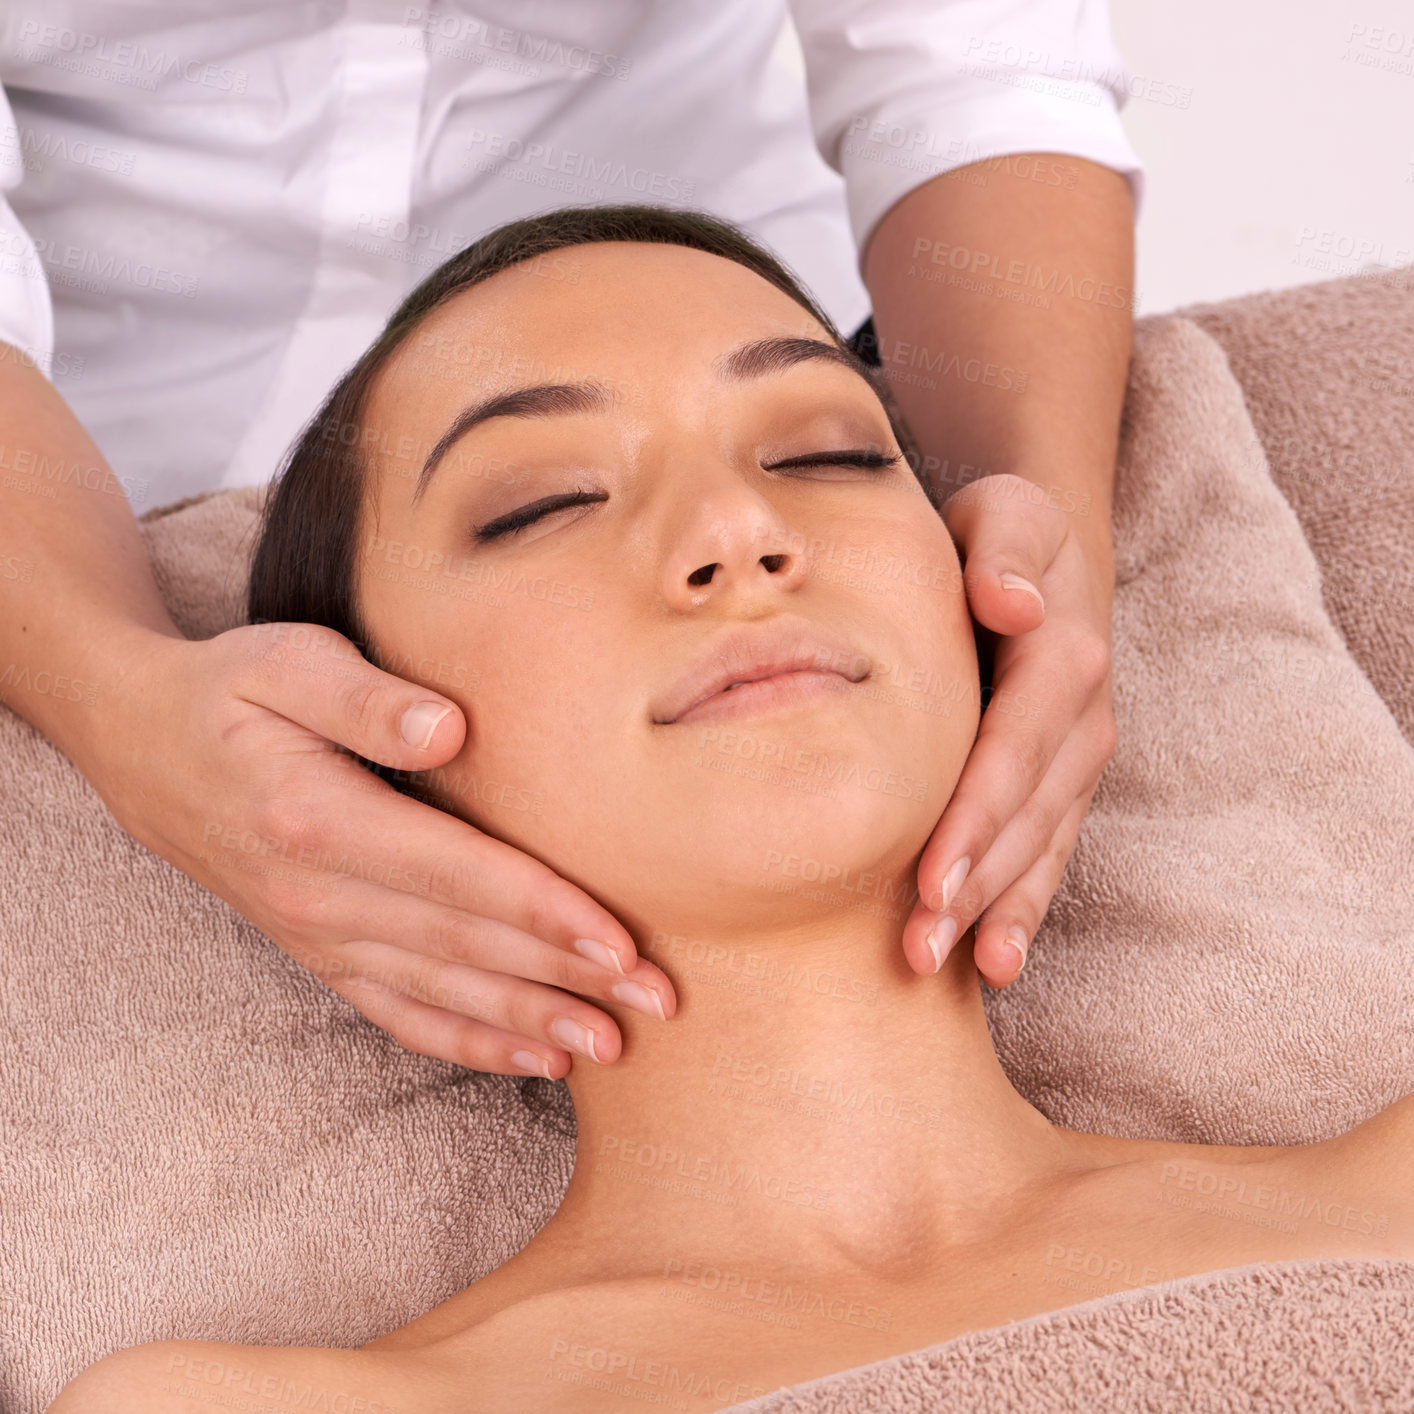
[604,769,946,935]
[439,701,965,934]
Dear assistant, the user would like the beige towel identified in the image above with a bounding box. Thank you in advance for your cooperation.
[2,270,1411,1413]
[984,309,1414,1149]
[719,1260,1414,1413]
[1187,269,1414,748]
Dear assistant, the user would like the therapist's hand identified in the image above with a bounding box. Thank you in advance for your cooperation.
[860,153,1133,989]
[902,473,1117,988]
[91,623,675,1077]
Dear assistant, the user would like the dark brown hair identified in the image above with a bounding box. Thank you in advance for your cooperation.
[245,202,927,659]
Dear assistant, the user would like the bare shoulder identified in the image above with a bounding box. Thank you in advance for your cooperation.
[417,1277,792,1414]
[1325,1088,1414,1155]
[1305,1090,1414,1228]
[1058,1095,1414,1275]
[48,1337,453,1414]
[1209,1090,1414,1260]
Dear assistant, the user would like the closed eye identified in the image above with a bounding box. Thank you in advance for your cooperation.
[764,449,902,472]
[474,488,607,541]
[472,449,901,541]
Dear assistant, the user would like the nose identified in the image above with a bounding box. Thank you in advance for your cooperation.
[659,478,808,608]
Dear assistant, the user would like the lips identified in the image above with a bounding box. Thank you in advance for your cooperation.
[653,619,870,725]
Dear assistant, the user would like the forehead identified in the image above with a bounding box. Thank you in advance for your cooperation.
[368,240,832,416]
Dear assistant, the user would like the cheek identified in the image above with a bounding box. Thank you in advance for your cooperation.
[873,524,980,793]
[355,561,629,879]
[434,608,628,870]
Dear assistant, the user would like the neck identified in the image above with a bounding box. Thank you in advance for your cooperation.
[543,896,1089,1283]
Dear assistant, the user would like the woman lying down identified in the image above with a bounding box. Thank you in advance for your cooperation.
[51,204,1414,1413]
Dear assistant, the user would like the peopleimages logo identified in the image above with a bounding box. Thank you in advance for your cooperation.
[0,123,137,176]
[401,8,632,79]
[15,21,249,92]
[466,130,695,201]
[958,36,1193,107]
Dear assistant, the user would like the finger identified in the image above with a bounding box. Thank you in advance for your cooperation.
[904,704,1109,975]
[915,624,1110,919]
[941,474,1070,635]
[325,937,643,1066]
[233,621,466,769]
[292,874,675,1022]
[329,970,572,1078]
[938,703,1108,936]
[971,789,1093,989]
[224,749,647,976]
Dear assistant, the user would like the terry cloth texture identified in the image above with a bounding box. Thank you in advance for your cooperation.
[717,1260,1414,1413]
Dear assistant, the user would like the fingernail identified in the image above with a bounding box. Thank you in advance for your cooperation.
[1002,924,1029,974]
[926,915,958,973]
[401,700,453,750]
[611,979,668,1021]
[574,937,627,974]
[937,856,970,913]
[512,1050,553,1079]
[550,1017,603,1063]
[999,572,1045,610]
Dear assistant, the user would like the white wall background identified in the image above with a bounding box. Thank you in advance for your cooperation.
[776,1,1414,316]
[1110,0,1414,314]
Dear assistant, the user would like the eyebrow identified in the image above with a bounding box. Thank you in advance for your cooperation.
[410,335,879,504]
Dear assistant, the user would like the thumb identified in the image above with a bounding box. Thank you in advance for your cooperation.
[940,474,1064,635]
[238,622,467,769]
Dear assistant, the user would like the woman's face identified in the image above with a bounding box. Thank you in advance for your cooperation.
[354,240,980,939]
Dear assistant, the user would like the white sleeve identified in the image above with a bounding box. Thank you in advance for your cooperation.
[0,84,54,376]
[786,0,1148,260]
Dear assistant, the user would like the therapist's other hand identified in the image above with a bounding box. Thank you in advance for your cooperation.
[904,473,1117,989]
[94,623,675,1077]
